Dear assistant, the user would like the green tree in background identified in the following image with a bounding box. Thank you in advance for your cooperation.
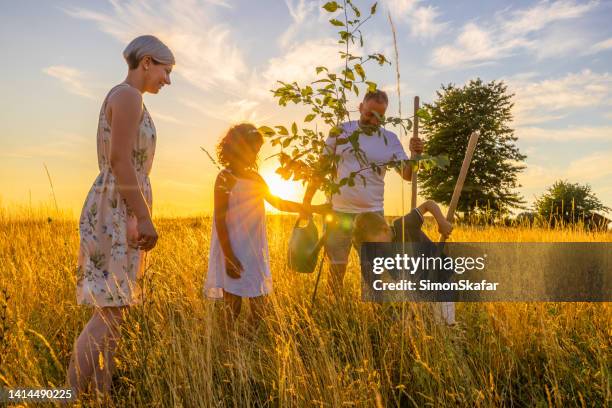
[418,79,526,220]
[535,180,610,226]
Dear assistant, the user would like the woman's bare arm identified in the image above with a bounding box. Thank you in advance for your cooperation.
[109,87,150,220]
[108,87,158,250]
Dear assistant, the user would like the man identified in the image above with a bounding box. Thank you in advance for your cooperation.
[303,90,424,292]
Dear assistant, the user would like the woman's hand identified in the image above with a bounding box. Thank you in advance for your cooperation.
[437,219,453,239]
[137,216,158,251]
[225,255,243,279]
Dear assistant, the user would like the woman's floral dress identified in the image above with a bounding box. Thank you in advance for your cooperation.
[76,83,156,307]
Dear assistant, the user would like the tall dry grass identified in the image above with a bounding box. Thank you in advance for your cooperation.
[0,207,610,407]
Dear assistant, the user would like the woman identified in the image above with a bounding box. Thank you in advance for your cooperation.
[67,35,174,397]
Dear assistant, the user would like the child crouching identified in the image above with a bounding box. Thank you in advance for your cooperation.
[352,200,456,324]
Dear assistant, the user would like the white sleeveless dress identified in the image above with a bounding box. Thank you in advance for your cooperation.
[76,83,156,307]
[204,172,272,298]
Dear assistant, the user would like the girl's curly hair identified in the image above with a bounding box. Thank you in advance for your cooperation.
[216,123,263,170]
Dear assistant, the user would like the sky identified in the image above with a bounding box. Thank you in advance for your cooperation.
[0,0,611,217]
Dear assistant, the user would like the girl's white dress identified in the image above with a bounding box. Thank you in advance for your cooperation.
[204,173,272,298]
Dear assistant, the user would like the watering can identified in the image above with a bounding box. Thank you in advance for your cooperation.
[287,216,327,273]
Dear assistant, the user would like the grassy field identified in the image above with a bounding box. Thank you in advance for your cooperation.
[0,208,610,407]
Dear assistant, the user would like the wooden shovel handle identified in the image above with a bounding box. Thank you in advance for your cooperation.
[410,96,420,210]
[441,130,480,242]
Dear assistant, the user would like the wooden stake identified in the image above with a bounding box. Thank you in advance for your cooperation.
[441,130,480,242]
[410,96,420,210]
[438,130,479,326]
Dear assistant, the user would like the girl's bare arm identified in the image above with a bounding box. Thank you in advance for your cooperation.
[214,173,237,258]
[254,174,326,214]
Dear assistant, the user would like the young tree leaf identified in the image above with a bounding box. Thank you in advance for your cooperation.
[343,68,355,81]
[366,81,377,93]
[258,126,275,136]
[323,1,339,12]
[275,126,289,135]
[354,63,365,80]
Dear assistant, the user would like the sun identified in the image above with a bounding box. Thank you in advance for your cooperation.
[260,168,305,212]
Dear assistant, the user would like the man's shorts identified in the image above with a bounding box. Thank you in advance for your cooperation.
[324,210,384,265]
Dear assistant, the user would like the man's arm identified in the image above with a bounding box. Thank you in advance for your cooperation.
[400,162,414,182]
[398,137,425,181]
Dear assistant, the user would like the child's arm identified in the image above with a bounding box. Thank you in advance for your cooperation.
[254,173,329,215]
[417,200,453,239]
[214,171,242,278]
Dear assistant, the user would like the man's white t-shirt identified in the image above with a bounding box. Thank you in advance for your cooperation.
[325,120,409,213]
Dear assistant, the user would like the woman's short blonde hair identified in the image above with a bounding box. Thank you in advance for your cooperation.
[123,35,175,69]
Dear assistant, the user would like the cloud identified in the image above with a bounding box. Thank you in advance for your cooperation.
[43,65,95,99]
[65,0,247,92]
[384,0,447,39]
[431,0,599,68]
[509,69,612,126]
[531,25,589,59]
[64,0,415,128]
[63,0,291,127]
[179,97,271,124]
[432,23,525,68]
[519,150,612,208]
[262,37,344,85]
[515,126,612,141]
[566,151,612,182]
[588,37,612,54]
[501,0,598,36]
[279,0,319,49]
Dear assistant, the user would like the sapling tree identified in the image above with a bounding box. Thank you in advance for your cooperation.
[259,0,447,198]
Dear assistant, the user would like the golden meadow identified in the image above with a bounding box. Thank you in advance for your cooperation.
[0,206,610,407]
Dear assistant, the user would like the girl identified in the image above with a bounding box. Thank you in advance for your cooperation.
[204,123,326,325]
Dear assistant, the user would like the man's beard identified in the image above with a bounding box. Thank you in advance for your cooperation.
[358,120,381,135]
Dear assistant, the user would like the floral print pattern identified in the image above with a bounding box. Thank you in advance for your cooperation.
[76,83,156,307]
